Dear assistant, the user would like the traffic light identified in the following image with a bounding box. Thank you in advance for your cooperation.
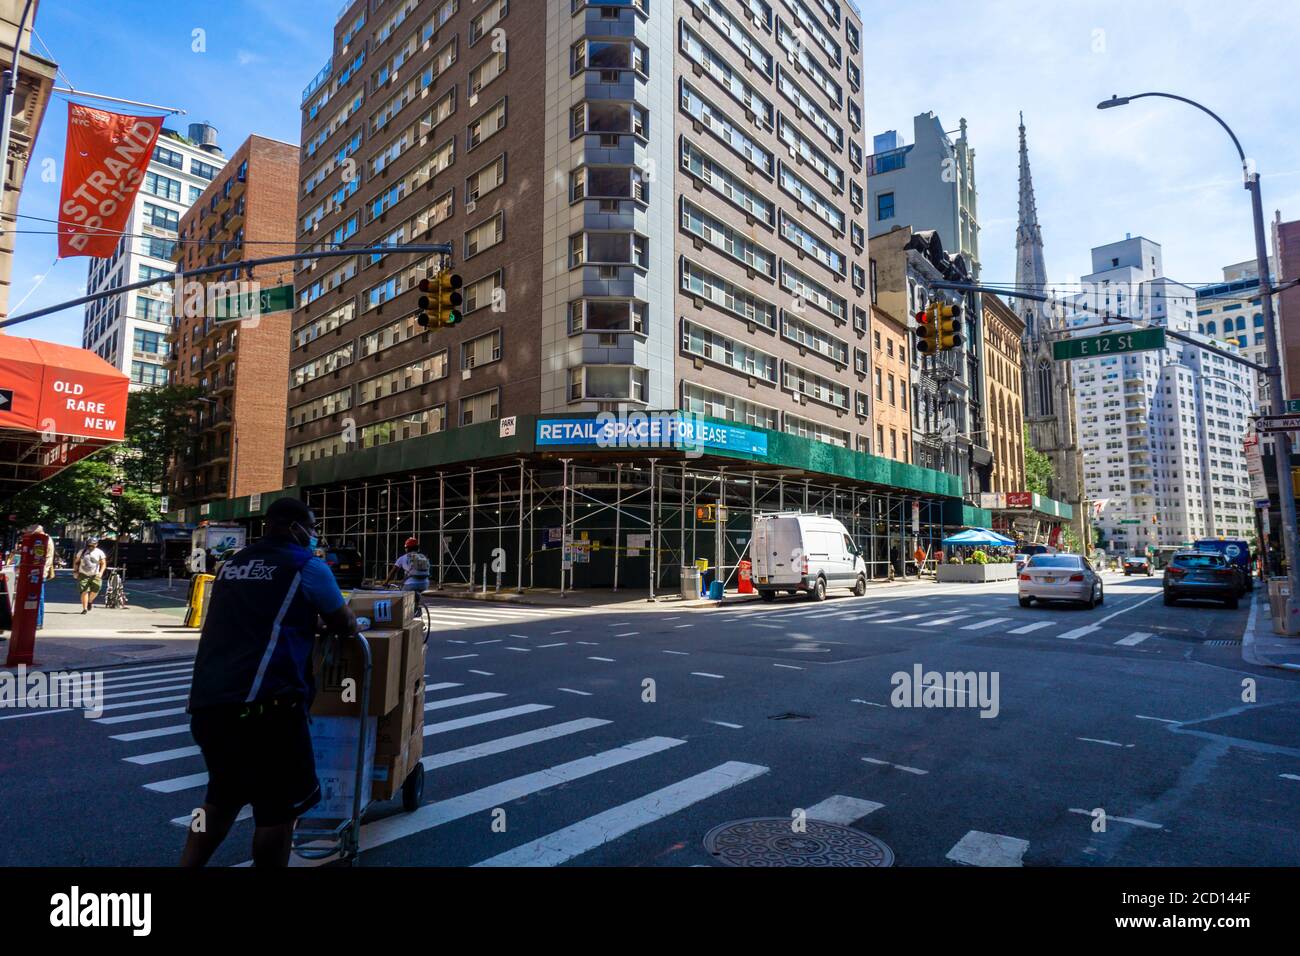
[914,308,938,354]
[416,271,464,329]
[933,298,964,351]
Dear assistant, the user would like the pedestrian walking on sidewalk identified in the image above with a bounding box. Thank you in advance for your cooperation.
[180,497,357,868]
[385,537,431,594]
[73,538,107,614]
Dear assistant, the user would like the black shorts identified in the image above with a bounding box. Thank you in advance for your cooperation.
[190,698,321,827]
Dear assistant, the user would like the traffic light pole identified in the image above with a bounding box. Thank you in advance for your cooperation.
[0,243,455,331]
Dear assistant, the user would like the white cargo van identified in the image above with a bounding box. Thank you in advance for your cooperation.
[750,513,867,601]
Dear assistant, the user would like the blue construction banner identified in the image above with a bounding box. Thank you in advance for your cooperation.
[536,412,768,456]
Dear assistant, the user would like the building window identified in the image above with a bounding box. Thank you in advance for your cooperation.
[464,213,505,258]
[876,192,895,221]
[153,145,184,170]
[461,329,502,369]
[460,388,500,426]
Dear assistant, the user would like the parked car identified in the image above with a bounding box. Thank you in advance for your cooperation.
[1192,538,1253,593]
[1122,554,1153,576]
[323,546,365,590]
[1163,551,1239,609]
[1018,553,1104,609]
[751,513,867,601]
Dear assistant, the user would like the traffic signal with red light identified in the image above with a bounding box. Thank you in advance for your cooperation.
[914,308,938,354]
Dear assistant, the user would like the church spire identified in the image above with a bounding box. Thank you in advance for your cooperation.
[1016,113,1051,338]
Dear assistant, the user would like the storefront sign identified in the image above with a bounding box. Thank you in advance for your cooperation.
[536,412,768,455]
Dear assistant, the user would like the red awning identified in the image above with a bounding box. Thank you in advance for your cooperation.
[0,335,129,497]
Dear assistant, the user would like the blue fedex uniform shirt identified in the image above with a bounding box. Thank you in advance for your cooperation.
[188,538,345,711]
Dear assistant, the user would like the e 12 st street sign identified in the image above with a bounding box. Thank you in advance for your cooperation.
[1052,327,1166,361]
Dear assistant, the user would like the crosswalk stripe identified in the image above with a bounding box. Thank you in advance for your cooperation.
[946,830,1030,867]
[918,616,963,627]
[805,795,885,825]
[420,718,611,771]
[425,682,463,692]
[126,745,201,766]
[1056,625,1099,641]
[97,682,190,702]
[1008,621,1054,635]
[99,667,193,686]
[286,736,686,866]
[94,707,186,725]
[424,692,506,712]
[424,704,552,737]
[1115,632,1152,646]
[98,694,190,712]
[475,761,768,867]
[145,771,208,794]
[961,618,1010,631]
[110,723,190,742]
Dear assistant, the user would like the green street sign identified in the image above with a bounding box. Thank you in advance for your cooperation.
[1052,327,1166,361]
[213,283,295,324]
[1286,399,1300,414]
[1119,519,1141,525]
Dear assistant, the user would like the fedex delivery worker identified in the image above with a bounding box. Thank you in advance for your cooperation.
[385,537,431,594]
[181,497,356,868]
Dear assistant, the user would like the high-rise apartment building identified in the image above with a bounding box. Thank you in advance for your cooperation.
[1195,257,1275,408]
[81,122,226,387]
[284,0,874,484]
[1070,237,1255,551]
[168,135,300,507]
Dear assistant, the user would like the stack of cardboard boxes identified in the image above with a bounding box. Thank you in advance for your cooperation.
[310,590,427,812]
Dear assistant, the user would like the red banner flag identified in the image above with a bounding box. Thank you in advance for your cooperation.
[58,104,163,258]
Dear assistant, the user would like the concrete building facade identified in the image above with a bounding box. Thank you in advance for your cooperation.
[1195,257,1275,408]
[284,0,876,486]
[81,123,226,386]
[981,293,1024,495]
[866,111,979,277]
[866,304,911,463]
[168,135,299,506]
[1070,237,1255,552]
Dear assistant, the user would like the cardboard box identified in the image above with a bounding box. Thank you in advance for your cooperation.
[376,674,423,756]
[311,630,403,717]
[349,589,416,629]
[372,714,426,802]
[403,624,426,680]
[303,714,375,821]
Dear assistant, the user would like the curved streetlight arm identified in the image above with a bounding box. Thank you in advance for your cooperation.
[1098,92,1248,170]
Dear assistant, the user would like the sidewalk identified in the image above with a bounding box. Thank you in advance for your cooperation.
[1243,588,1300,672]
[1,578,199,672]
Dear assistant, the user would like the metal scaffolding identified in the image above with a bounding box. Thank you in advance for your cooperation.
[305,454,957,597]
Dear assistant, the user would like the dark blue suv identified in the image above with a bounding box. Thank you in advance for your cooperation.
[1192,538,1252,594]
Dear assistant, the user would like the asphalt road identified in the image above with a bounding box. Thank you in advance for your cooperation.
[3,571,1298,867]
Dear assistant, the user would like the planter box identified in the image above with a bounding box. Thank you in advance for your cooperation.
[936,563,1017,584]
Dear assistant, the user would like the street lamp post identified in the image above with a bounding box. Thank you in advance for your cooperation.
[1099,93,1299,632]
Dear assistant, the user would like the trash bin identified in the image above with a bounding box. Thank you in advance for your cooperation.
[1269,576,1290,627]
[680,567,701,600]
[701,568,715,597]
[737,559,753,594]
[708,580,724,600]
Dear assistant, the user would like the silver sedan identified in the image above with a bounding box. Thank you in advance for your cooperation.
[1018,554,1104,609]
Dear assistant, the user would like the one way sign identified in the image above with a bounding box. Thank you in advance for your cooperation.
[0,388,12,411]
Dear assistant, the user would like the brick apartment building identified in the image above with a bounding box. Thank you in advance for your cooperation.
[979,293,1024,494]
[865,304,911,463]
[168,135,300,506]
[283,0,877,486]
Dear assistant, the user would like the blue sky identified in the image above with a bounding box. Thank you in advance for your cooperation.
[9,0,1300,347]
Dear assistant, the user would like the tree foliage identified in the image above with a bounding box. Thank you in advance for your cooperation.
[1023,424,1055,497]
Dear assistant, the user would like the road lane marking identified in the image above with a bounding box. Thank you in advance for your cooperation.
[93,707,186,725]
[663,650,689,655]
[1056,625,1099,641]
[851,699,887,707]
[557,688,592,696]
[444,654,478,660]
[805,795,885,825]
[691,672,725,679]
[97,694,190,712]
[426,683,463,692]
[576,641,599,646]
[1135,715,1181,724]
[1068,808,1162,829]
[467,670,494,676]
[1008,621,1054,635]
[425,692,506,712]
[877,613,927,624]
[1281,774,1300,782]
[110,724,190,741]
[474,761,768,867]
[125,745,201,766]
[862,756,927,775]
[1115,632,1152,646]
[615,632,640,637]
[286,736,687,866]
[1077,737,1134,748]
[675,624,694,629]
[0,708,75,720]
[474,640,502,645]
[587,656,615,662]
[551,630,572,635]
[536,642,568,648]
[962,617,1010,631]
[946,830,1029,867]
[420,718,609,771]
[96,670,193,688]
[919,616,963,627]
[145,771,207,793]
[424,704,553,737]
[505,647,530,652]
[706,720,743,729]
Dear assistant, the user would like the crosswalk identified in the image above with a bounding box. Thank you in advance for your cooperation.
[20,657,1072,866]
[717,602,1166,648]
[417,602,584,633]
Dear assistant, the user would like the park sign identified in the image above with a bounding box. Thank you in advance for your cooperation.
[1052,327,1165,361]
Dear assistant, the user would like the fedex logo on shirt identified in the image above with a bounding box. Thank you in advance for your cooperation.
[217,560,276,582]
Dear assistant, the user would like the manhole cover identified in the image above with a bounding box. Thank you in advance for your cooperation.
[704,817,894,867]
